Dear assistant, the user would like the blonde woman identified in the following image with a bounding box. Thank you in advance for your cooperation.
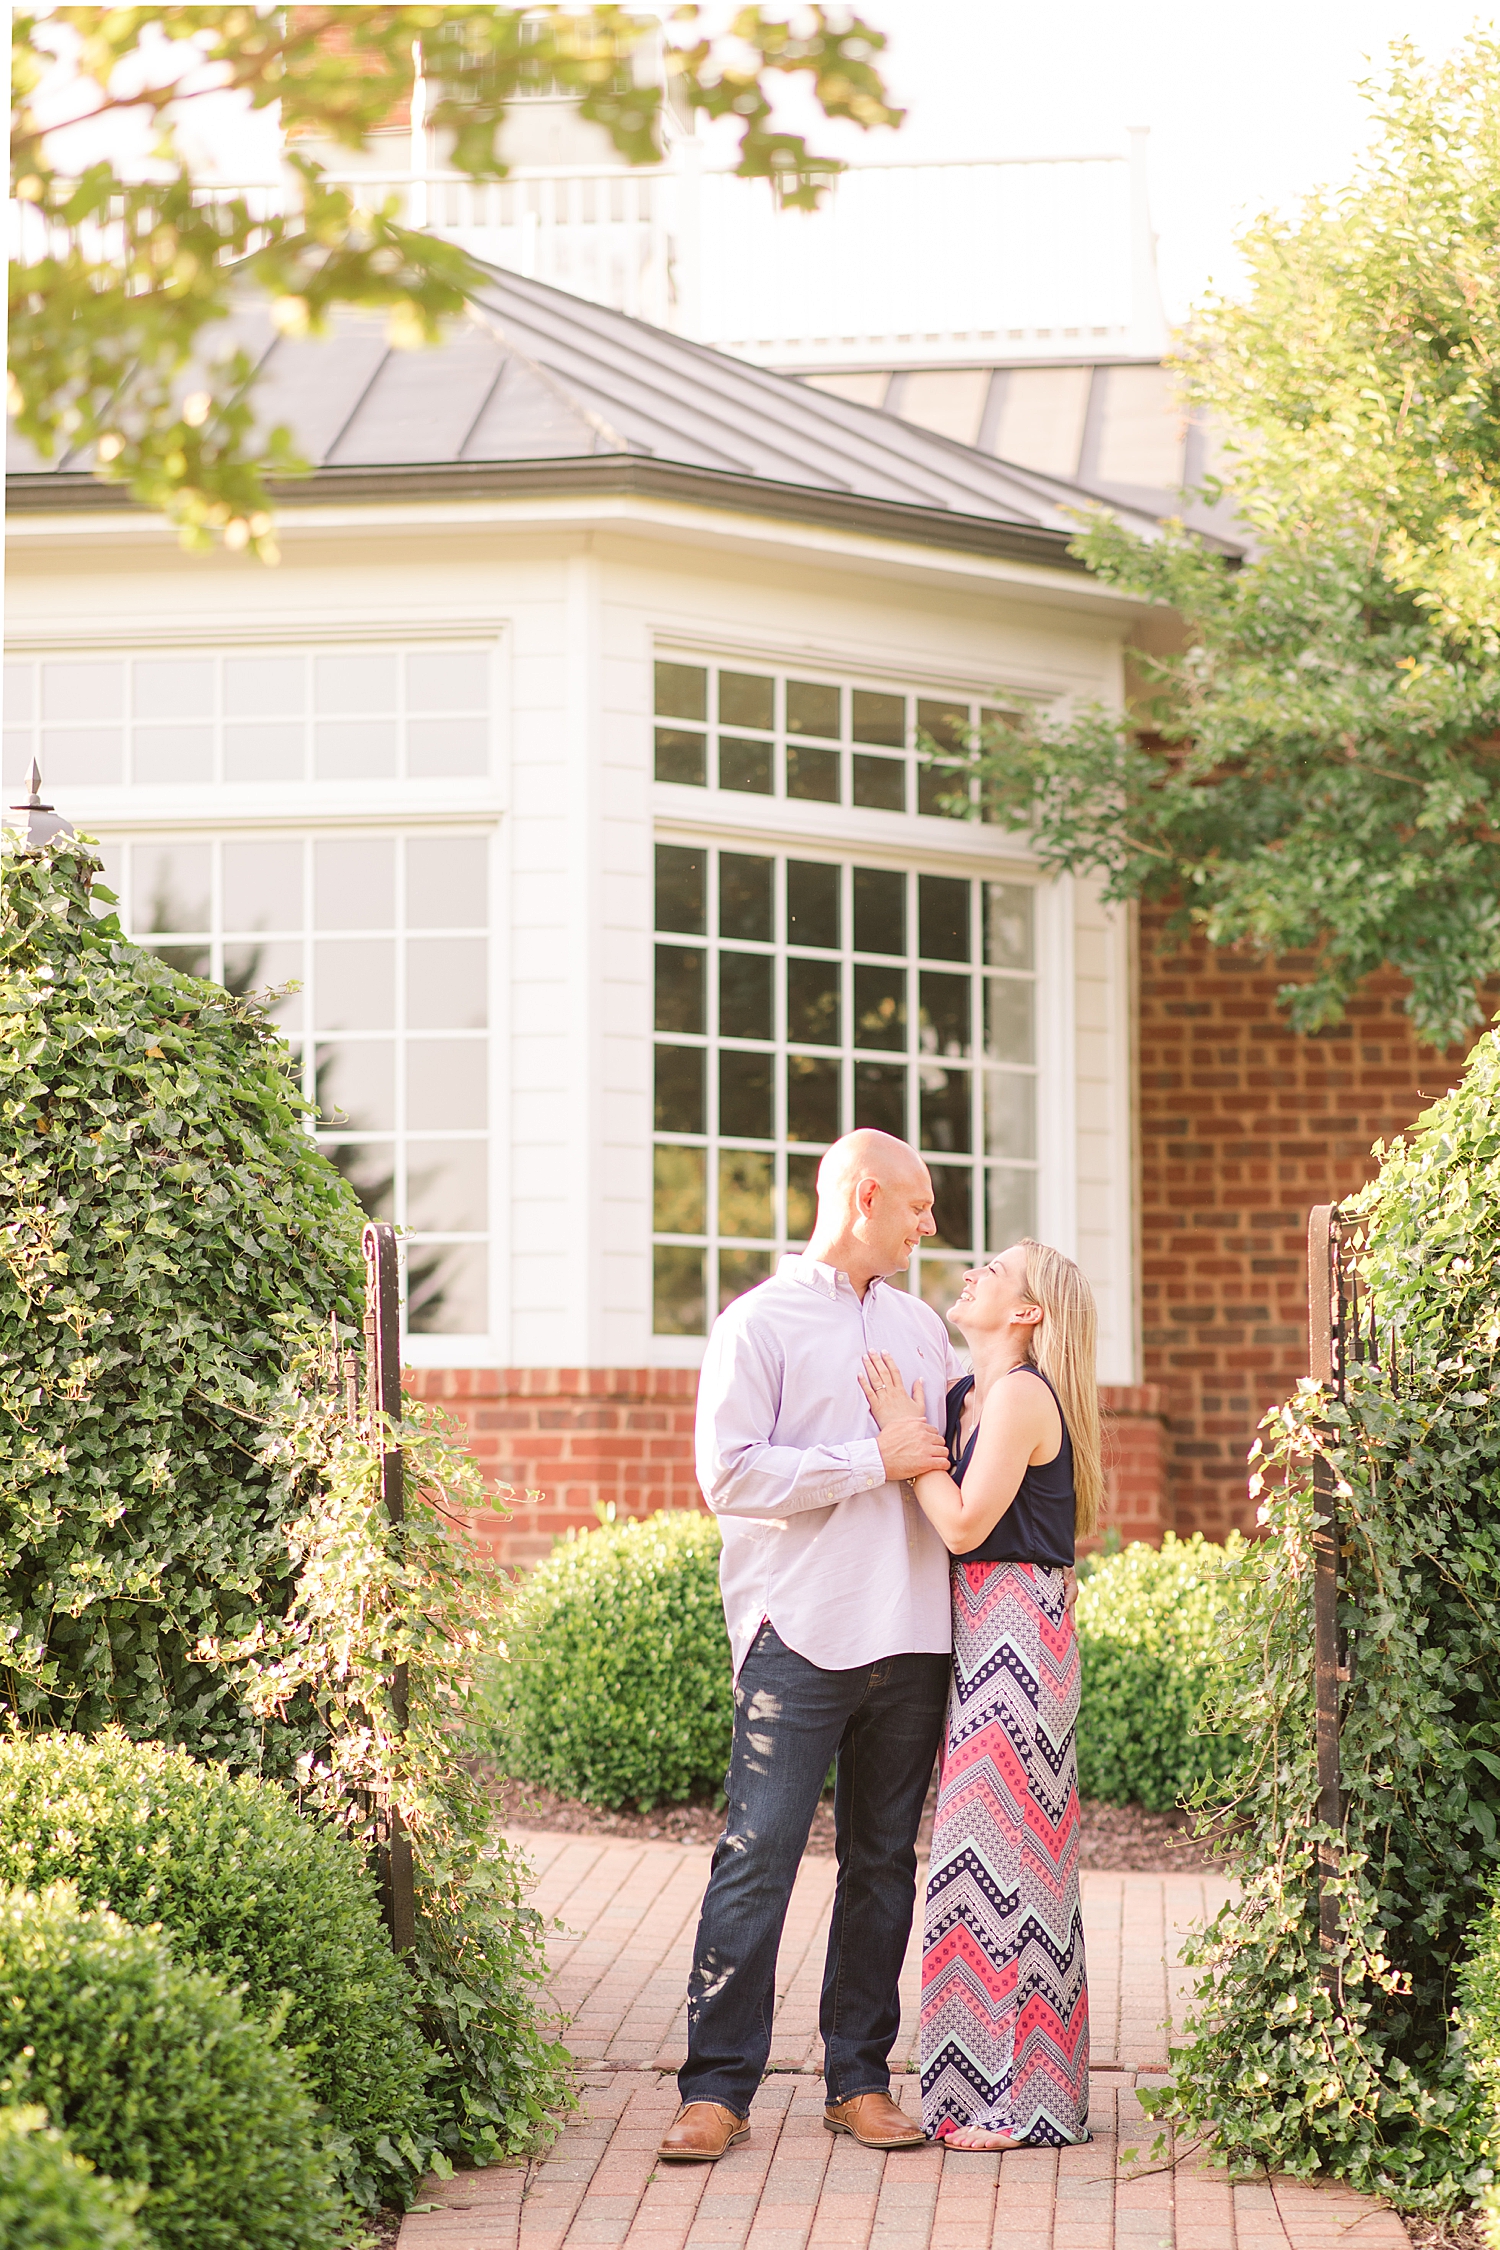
[858,1239,1101,2149]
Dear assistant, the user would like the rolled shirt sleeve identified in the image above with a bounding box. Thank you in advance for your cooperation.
[696,1311,887,1519]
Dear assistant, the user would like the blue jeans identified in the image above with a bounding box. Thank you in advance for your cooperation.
[678,1621,950,2118]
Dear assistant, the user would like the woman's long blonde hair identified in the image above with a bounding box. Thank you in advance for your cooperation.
[1018,1239,1103,1538]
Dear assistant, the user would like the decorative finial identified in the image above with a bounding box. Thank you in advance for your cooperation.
[8,760,75,850]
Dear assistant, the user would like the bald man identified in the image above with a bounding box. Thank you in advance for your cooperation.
[659,1131,959,2164]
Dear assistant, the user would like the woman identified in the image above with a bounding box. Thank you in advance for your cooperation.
[858,1238,1101,2150]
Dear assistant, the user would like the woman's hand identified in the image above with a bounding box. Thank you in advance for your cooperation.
[858,1351,927,1430]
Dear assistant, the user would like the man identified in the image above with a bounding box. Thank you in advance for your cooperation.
[658,1128,958,2164]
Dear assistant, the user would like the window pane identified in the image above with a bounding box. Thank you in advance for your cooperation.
[43,729,122,785]
[324,1140,395,1222]
[315,653,397,714]
[407,1139,488,1232]
[852,753,905,811]
[4,664,35,723]
[224,722,303,782]
[223,939,303,1026]
[654,1144,706,1234]
[407,1241,488,1334]
[42,662,123,722]
[920,1063,972,1154]
[786,680,840,738]
[787,860,839,950]
[786,744,840,802]
[3,735,32,787]
[134,843,211,932]
[718,735,773,795]
[719,671,774,730]
[987,1166,1037,1252]
[655,726,705,786]
[224,840,302,931]
[985,1069,1036,1160]
[719,1149,773,1238]
[853,866,904,956]
[314,939,394,1029]
[408,938,487,1029]
[984,978,1035,1065]
[407,649,488,711]
[919,970,971,1058]
[407,1039,487,1129]
[720,1248,773,1310]
[315,720,397,779]
[315,1039,396,1130]
[657,945,705,1034]
[225,656,303,717]
[852,689,905,748]
[787,1054,840,1143]
[918,1256,970,1342]
[316,838,394,929]
[408,717,487,777]
[919,873,970,961]
[133,726,214,785]
[984,882,1035,971]
[786,1152,819,1240]
[854,1060,906,1136]
[655,661,707,722]
[720,1049,773,1139]
[720,853,773,942]
[787,956,840,1046]
[720,952,772,1042]
[853,963,905,1050]
[916,698,969,754]
[135,659,214,720]
[918,762,968,819]
[656,844,705,936]
[655,1045,704,1134]
[407,836,487,928]
[654,1245,705,1335]
[929,1165,973,1252]
[146,940,211,979]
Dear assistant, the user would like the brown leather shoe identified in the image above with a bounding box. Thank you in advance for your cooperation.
[824,2090,928,2149]
[656,2101,750,2163]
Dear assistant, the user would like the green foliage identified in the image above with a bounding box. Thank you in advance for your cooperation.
[0,830,363,1764]
[1460,1884,1500,2248]
[9,6,900,550]
[495,1510,732,1810]
[1146,1023,1500,2208]
[0,835,569,2164]
[0,2108,146,2250]
[0,1885,346,2250]
[1073,1534,1246,1814]
[966,34,1500,1049]
[0,1729,439,2212]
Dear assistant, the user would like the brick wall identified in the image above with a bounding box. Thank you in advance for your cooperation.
[407,1367,1170,1566]
[1138,907,1478,1539]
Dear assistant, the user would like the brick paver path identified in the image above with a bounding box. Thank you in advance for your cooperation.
[398,1833,1409,2250]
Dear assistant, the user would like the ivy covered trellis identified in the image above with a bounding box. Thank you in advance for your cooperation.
[1148,1030,1500,2209]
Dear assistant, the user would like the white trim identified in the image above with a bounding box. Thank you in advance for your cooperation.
[653,628,1056,708]
[1034,873,1077,1260]
[654,790,1040,869]
[5,615,507,654]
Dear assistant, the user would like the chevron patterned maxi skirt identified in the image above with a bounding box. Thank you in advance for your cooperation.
[920,1560,1089,2145]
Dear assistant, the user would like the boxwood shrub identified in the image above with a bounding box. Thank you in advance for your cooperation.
[0,1729,439,2213]
[1074,1532,1245,1812]
[495,1510,732,1809]
[0,1886,345,2250]
[0,2108,145,2250]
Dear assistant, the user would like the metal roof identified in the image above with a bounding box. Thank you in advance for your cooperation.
[9,261,1207,562]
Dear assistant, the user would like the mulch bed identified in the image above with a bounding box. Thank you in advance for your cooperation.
[492,1774,1221,1873]
[1403,2220,1486,2250]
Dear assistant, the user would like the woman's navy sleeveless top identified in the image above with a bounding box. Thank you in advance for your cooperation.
[945,1363,1075,1569]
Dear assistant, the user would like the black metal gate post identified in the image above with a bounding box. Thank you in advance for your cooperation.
[363,1222,416,1957]
[1307,1204,1343,1987]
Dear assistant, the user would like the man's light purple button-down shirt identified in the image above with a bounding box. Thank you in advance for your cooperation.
[695,1252,963,1676]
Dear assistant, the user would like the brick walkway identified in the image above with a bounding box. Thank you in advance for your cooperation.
[398,1833,1409,2250]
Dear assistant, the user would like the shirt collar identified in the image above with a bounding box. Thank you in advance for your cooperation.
[781,1252,888,1302]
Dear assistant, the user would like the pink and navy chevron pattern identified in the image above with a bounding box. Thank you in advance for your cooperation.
[920,1560,1090,2145]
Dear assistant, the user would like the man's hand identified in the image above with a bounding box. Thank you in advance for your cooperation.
[877,1415,950,1482]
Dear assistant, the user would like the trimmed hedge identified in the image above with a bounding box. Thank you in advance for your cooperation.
[0,1886,345,2250]
[1461,1884,1500,2247]
[0,1730,439,2212]
[0,2108,145,2250]
[495,1510,732,1809]
[1074,1533,1246,1813]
